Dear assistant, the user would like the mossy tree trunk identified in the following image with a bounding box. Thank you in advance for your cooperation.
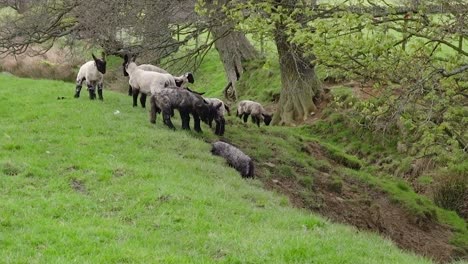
[272,20,322,125]
[211,25,259,101]
[207,0,259,101]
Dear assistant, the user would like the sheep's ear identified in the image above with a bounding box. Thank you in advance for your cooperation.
[131,54,137,62]
[216,103,223,109]
[92,53,97,61]
[203,99,209,105]
[101,51,106,60]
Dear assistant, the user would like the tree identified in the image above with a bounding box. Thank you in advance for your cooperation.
[287,0,468,161]
[200,0,260,101]
[272,0,323,125]
[226,0,324,125]
[0,0,201,62]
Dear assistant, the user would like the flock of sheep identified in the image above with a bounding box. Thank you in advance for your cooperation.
[73,52,272,178]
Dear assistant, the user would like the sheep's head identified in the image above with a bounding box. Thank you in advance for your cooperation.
[207,102,223,127]
[186,72,195,83]
[122,54,137,76]
[175,72,195,87]
[263,113,272,126]
[92,52,106,74]
[195,98,214,125]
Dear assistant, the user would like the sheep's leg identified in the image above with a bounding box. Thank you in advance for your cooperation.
[208,118,213,128]
[215,120,221,135]
[163,109,176,130]
[87,84,96,100]
[243,113,250,123]
[132,89,139,107]
[140,93,147,108]
[193,113,202,133]
[180,110,191,130]
[256,117,261,127]
[74,85,82,98]
[128,85,133,96]
[220,118,226,136]
[97,83,103,101]
[149,96,158,124]
[74,78,85,98]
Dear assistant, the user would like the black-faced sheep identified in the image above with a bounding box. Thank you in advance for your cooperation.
[204,98,230,136]
[123,56,195,107]
[211,141,254,178]
[74,52,106,100]
[236,100,272,127]
[149,87,214,133]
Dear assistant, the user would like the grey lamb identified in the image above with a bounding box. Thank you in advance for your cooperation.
[211,141,254,178]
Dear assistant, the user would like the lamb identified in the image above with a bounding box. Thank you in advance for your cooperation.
[125,63,168,96]
[149,87,214,133]
[123,56,195,107]
[74,52,106,100]
[123,54,179,108]
[236,100,272,127]
[211,141,254,178]
[137,64,194,87]
[204,97,230,136]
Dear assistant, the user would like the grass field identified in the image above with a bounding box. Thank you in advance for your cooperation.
[0,74,435,263]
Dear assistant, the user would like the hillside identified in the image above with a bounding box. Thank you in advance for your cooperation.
[0,74,438,263]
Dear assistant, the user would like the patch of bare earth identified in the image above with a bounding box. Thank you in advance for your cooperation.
[258,142,459,263]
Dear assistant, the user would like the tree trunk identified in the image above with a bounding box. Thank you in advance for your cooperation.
[211,24,259,101]
[272,21,322,125]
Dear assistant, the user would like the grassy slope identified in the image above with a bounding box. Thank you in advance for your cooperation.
[0,75,432,263]
[189,51,467,252]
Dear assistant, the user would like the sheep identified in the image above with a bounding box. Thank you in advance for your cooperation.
[149,87,215,133]
[123,54,178,108]
[211,141,254,178]
[149,88,210,132]
[74,52,106,100]
[236,100,272,127]
[123,56,195,107]
[204,97,230,136]
[137,64,195,87]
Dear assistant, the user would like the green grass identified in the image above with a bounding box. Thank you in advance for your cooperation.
[0,74,434,263]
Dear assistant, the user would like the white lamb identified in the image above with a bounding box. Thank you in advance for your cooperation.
[123,55,196,108]
[137,64,194,87]
[123,55,178,108]
[74,52,106,100]
[236,100,272,127]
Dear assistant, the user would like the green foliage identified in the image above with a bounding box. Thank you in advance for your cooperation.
[223,0,467,165]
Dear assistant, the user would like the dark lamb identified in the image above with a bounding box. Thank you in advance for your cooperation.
[149,87,214,133]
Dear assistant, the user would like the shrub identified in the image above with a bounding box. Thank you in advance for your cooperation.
[433,173,467,219]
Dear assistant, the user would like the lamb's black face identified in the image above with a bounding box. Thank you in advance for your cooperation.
[197,102,213,125]
[187,72,195,84]
[96,59,106,74]
[263,114,272,126]
[122,54,137,77]
[122,63,129,77]
[92,53,106,74]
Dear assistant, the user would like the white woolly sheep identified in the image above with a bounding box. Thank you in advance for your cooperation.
[123,55,179,108]
[123,58,195,107]
[211,141,254,178]
[74,52,106,100]
[204,97,230,136]
[236,100,272,127]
